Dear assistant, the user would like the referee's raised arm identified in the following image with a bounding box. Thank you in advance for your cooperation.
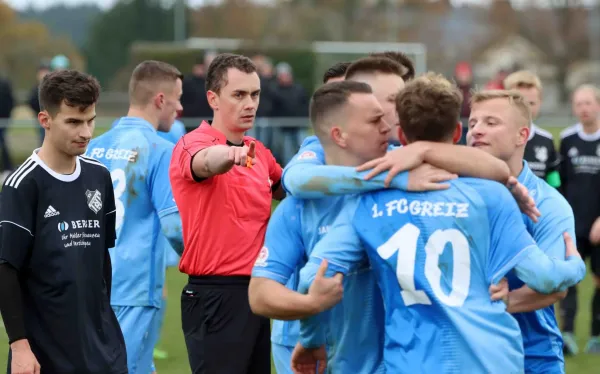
[169,53,284,374]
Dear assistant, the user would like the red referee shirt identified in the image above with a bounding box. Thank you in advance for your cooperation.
[169,121,282,276]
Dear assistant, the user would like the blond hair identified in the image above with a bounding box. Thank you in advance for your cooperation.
[471,90,531,127]
[503,70,542,94]
[396,72,462,142]
[574,84,600,103]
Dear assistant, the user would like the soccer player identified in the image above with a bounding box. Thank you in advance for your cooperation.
[169,53,284,374]
[503,70,561,188]
[370,51,416,82]
[87,60,184,374]
[322,61,351,84]
[559,83,600,354]
[250,80,514,374]
[0,70,127,374]
[294,74,586,374]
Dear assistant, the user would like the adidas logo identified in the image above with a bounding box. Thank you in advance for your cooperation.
[44,205,60,218]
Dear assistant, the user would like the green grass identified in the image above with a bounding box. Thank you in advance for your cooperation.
[1,125,599,373]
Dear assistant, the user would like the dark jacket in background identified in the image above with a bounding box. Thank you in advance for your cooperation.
[271,84,309,119]
[0,78,14,119]
[181,76,213,120]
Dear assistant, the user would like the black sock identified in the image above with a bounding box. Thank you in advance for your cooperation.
[592,288,600,337]
[560,286,578,333]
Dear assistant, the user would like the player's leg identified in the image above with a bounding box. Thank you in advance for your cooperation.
[112,305,160,373]
[153,286,169,361]
[271,343,295,374]
[181,279,263,374]
[248,316,272,374]
[585,246,600,353]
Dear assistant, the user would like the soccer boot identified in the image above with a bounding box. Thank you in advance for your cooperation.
[562,332,579,356]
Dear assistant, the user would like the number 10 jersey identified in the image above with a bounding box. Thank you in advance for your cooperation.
[87,117,178,308]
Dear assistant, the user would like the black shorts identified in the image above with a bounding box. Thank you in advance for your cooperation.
[577,236,600,276]
[181,275,271,374]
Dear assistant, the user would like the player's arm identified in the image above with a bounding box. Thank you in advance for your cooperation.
[282,140,434,198]
[558,139,569,195]
[358,142,510,186]
[506,199,574,313]
[263,144,285,201]
[297,201,365,349]
[151,145,184,254]
[249,199,338,320]
[486,185,585,294]
[191,142,255,178]
[103,170,117,299]
[0,177,39,364]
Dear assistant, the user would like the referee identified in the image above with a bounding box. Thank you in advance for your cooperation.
[0,70,127,374]
[169,53,284,374]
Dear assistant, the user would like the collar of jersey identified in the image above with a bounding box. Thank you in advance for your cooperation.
[114,117,157,132]
[200,120,233,145]
[31,148,82,182]
[517,160,534,187]
[527,123,536,141]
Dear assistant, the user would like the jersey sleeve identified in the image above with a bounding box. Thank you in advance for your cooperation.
[251,198,304,284]
[530,194,575,259]
[281,137,326,194]
[546,141,561,188]
[104,170,117,249]
[0,177,37,270]
[149,142,179,218]
[172,133,215,182]
[481,183,539,284]
[259,142,282,187]
[558,138,569,194]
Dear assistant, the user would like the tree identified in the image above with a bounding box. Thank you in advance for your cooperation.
[0,2,83,90]
[85,0,176,88]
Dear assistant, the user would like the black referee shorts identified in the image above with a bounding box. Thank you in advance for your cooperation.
[577,236,600,276]
[181,275,271,374]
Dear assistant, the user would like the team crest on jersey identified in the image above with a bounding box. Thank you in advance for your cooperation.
[254,246,269,267]
[568,147,579,158]
[534,146,547,162]
[85,189,103,214]
[297,151,317,160]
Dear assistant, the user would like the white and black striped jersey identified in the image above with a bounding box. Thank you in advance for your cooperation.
[559,124,600,238]
[524,124,559,180]
[0,149,127,374]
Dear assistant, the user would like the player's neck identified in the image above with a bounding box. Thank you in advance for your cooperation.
[210,117,245,144]
[324,148,360,167]
[126,107,159,130]
[581,119,600,134]
[37,144,77,175]
[507,155,524,178]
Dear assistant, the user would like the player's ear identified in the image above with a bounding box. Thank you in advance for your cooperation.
[330,126,347,148]
[452,121,462,144]
[154,92,165,109]
[516,124,530,146]
[38,110,51,130]
[398,127,408,146]
[207,90,219,111]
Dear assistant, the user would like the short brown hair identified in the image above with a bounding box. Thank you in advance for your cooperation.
[205,53,257,94]
[370,51,415,81]
[322,61,351,83]
[128,60,183,106]
[503,70,542,94]
[471,90,532,126]
[345,57,403,80]
[39,70,101,117]
[309,80,373,140]
[396,72,462,142]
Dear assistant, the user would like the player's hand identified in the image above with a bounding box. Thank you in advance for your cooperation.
[506,177,541,223]
[407,164,457,192]
[227,141,256,168]
[589,217,600,245]
[307,259,343,313]
[489,277,509,305]
[10,340,41,374]
[564,232,580,259]
[356,144,427,187]
[291,342,327,374]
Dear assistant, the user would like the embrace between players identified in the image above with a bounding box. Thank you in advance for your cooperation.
[248,56,586,374]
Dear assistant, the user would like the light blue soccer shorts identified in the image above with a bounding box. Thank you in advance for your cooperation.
[112,305,161,374]
[272,343,295,374]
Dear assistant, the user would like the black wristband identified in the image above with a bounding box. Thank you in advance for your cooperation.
[0,262,27,344]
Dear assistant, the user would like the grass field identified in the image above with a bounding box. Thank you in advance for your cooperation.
[0,123,599,373]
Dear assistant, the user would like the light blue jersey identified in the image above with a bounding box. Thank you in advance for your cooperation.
[299,178,586,374]
[157,119,186,144]
[508,162,576,374]
[87,117,181,308]
[251,196,385,374]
